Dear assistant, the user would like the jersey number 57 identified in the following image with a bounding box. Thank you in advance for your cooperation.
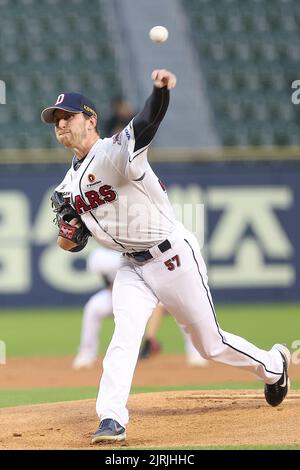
[164,255,181,271]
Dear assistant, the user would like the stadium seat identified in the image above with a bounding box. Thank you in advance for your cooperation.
[183,0,300,146]
[0,0,122,148]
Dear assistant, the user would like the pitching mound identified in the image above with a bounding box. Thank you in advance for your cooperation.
[1,390,300,449]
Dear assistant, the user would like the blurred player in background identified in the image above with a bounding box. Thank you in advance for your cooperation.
[72,247,120,370]
[139,302,208,366]
[73,247,207,369]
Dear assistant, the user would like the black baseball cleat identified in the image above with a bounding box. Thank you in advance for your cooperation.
[264,344,291,407]
[91,418,126,444]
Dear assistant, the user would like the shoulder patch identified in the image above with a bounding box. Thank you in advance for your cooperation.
[112,133,122,145]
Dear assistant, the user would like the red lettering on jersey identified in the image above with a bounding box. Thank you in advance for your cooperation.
[99,185,117,203]
[86,190,105,208]
[74,195,91,214]
[73,185,117,214]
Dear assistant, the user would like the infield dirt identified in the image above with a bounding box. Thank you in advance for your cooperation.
[1,355,300,449]
[0,390,300,449]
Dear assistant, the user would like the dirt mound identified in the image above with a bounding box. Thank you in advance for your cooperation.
[1,390,300,449]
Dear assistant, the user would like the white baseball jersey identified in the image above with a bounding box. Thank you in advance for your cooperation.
[55,122,176,252]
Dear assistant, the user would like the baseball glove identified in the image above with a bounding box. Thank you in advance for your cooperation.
[50,190,91,252]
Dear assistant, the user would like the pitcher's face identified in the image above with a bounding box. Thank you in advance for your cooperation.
[54,110,88,148]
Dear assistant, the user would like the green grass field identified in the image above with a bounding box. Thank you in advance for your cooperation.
[1,303,299,357]
[1,381,300,409]
[0,302,299,408]
[0,304,299,449]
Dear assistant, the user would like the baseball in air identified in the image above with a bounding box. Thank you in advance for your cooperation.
[149,26,169,43]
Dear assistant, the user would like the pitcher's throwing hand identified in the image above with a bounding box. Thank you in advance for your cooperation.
[151,69,177,89]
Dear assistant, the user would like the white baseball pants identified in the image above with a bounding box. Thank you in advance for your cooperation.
[96,225,283,427]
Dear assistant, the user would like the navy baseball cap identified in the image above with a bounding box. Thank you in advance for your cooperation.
[41,92,97,123]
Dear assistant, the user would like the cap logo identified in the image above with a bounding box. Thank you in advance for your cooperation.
[55,94,65,105]
[83,104,96,116]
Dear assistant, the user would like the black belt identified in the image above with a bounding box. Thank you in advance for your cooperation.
[126,239,171,262]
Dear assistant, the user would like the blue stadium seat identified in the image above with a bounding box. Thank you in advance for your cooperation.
[0,0,122,148]
[183,0,300,146]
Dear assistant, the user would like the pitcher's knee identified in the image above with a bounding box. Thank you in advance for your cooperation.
[184,324,228,360]
[185,341,211,360]
[190,337,226,361]
[201,342,228,361]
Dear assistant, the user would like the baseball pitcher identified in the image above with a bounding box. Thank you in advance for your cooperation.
[41,69,290,444]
